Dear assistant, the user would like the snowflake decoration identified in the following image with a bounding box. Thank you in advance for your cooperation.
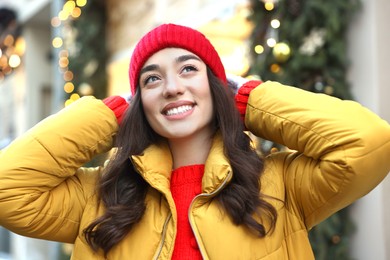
[299,28,327,56]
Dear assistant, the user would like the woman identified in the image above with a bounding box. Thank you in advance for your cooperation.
[0,23,389,260]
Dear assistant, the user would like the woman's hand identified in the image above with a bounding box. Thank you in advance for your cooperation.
[103,94,131,125]
[227,74,262,122]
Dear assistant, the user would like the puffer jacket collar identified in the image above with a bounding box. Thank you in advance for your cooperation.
[130,132,233,195]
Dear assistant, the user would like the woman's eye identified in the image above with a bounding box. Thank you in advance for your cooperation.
[144,75,160,85]
[182,65,197,73]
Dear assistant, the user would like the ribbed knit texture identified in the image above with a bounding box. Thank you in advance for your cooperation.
[102,95,129,125]
[170,164,204,260]
[129,23,227,95]
[234,80,263,122]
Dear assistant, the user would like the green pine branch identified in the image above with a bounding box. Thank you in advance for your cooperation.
[248,0,361,99]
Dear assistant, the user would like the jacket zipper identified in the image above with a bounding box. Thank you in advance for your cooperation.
[153,212,172,260]
[129,157,173,260]
[188,170,233,259]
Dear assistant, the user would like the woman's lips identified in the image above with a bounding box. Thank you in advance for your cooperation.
[165,105,193,116]
[162,101,195,118]
[162,100,195,114]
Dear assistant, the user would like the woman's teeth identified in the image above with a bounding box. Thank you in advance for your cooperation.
[166,105,193,116]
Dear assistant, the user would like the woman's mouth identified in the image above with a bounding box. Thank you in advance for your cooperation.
[164,105,193,116]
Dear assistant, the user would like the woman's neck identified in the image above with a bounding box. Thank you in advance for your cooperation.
[168,132,213,170]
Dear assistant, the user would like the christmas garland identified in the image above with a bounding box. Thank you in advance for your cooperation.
[249,0,361,99]
[248,1,361,259]
[67,0,108,100]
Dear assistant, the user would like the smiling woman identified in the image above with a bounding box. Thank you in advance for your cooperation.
[0,23,389,260]
[140,48,214,151]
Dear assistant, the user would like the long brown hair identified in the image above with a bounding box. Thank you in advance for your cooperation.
[84,68,277,255]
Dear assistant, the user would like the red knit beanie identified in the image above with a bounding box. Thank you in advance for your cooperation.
[129,23,227,95]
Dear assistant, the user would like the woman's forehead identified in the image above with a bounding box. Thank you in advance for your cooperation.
[143,48,201,65]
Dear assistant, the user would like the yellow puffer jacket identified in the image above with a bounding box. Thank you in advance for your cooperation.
[0,81,389,260]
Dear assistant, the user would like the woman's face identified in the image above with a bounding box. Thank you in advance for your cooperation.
[139,48,214,141]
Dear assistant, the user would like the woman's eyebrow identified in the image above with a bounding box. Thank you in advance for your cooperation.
[140,54,200,76]
[176,54,201,63]
[140,64,159,76]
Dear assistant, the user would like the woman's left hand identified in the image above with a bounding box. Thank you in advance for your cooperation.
[228,74,262,122]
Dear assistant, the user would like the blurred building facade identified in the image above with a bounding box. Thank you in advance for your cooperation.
[0,0,389,259]
[347,0,390,259]
[0,1,63,259]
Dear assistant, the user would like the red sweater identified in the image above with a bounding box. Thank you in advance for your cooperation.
[170,164,204,260]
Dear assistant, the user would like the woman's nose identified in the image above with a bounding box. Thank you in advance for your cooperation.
[163,76,185,98]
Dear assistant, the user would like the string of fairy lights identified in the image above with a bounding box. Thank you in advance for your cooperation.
[51,0,88,107]
[253,0,335,96]
[253,0,292,74]
[0,8,25,82]
[0,35,24,82]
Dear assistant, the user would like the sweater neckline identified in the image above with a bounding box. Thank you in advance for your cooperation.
[171,164,205,186]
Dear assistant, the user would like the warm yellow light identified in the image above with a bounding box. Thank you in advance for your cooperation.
[8,54,21,68]
[76,0,87,7]
[63,70,74,81]
[71,7,82,18]
[272,42,291,62]
[51,17,61,27]
[52,37,63,48]
[0,56,8,67]
[64,82,75,93]
[266,38,277,47]
[59,57,69,68]
[3,35,14,47]
[0,48,2,58]
[270,19,280,29]
[254,45,264,54]
[70,93,80,101]
[63,1,76,13]
[65,99,74,107]
[264,3,274,11]
[270,63,281,73]
[14,37,26,55]
[58,10,69,21]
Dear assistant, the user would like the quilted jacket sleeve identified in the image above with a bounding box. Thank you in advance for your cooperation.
[0,96,118,243]
[245,81,390,229]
